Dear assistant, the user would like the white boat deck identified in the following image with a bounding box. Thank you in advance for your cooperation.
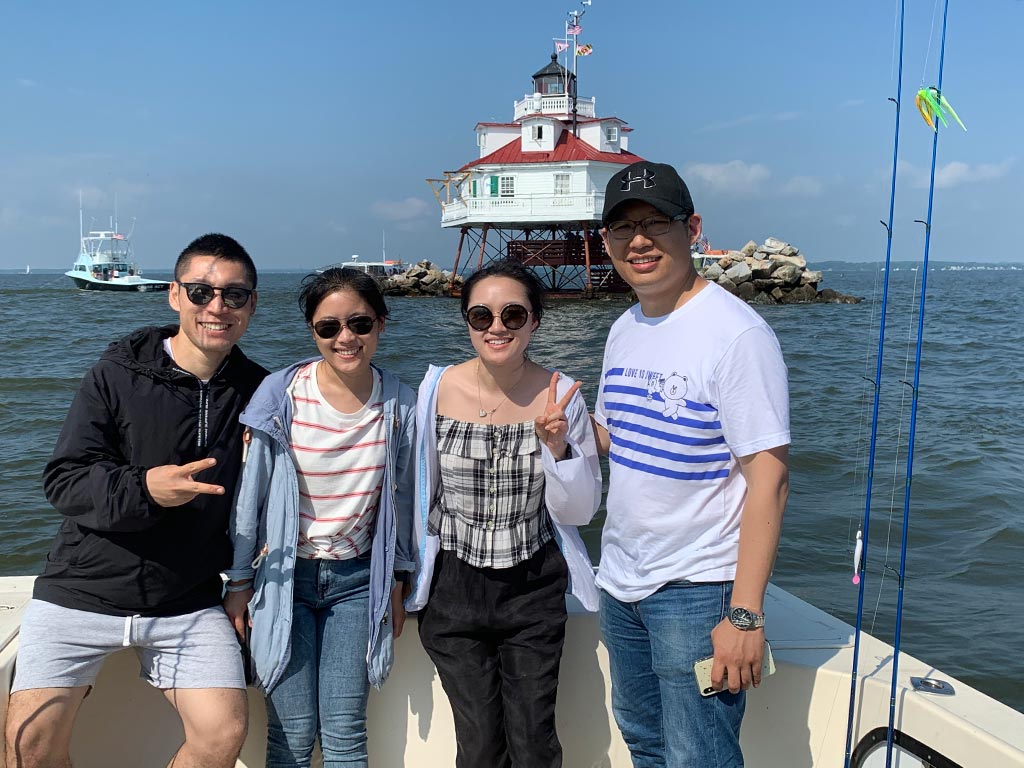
[1,576,1022,767]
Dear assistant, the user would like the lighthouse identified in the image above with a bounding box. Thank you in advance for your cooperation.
[427,51,644,295]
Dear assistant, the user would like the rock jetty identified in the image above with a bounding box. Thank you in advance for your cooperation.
[382,261,462,297]
[699,237,860,305]
[382,241,861,304]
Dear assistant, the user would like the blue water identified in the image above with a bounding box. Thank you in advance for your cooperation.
[1,265,1021,713]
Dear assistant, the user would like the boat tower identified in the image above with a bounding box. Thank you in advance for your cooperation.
[427,47,643,295]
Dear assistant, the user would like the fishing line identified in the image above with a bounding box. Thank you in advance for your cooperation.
[869,265,920,637]
[884,0,955,761]
[920,0,941,86]
[842,0,906,763]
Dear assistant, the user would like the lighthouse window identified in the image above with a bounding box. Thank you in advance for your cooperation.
[499,176,515,197]
[605,125,619,142]
[531,125,544,141]
[554,174,571,196]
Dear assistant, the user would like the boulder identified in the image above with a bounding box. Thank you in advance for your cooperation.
[816,288,863,304]
[717,276,737,294]
[763,236,790,253]
[717,255,734,270]
[779,283,817,304]
[753,278,783,291]
[703,263,724,281]
[773,253,807,269]
[801,270,823,286]
[751,291,776,305]
[780,245,800,257]
[773,264,802,285]
[735,281,757,301]
[724,262,752,285]
[740,240,758,257]
[770,287,785,301]
[749,259,776,279]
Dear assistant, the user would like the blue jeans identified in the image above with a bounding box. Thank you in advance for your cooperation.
[600,582,745,768]
[266,555,371,768]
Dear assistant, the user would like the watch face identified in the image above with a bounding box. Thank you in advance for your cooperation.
[731,608,753,628]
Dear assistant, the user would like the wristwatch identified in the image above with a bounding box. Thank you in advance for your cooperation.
[727,606,765,631]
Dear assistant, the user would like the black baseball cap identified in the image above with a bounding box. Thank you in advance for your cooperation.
[602,161,694,223]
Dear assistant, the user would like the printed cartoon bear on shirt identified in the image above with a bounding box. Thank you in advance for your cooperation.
[647,372,689,419]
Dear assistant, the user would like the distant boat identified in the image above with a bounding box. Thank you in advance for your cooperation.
[65,199,169,292]
[317,254,406,279]
[24,265,30,274]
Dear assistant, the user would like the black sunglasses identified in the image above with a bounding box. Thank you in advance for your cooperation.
[464,303,531,332]
[179,282,253,309]
[312,316,377,339]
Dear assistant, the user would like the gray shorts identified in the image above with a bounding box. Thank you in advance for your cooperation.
[11,599,246,692]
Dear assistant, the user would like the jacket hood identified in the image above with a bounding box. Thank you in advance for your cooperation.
[239,357,316,435]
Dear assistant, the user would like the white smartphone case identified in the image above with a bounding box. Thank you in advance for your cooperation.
[693,640,775,697]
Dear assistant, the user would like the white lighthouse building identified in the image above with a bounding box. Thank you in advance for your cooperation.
[427,52,643,294]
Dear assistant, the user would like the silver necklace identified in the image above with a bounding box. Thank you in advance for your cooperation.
[475,359,526,419]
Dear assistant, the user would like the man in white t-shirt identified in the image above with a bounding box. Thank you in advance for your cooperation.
[592,160,790,767]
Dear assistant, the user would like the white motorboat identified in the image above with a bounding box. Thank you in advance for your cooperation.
[1,576,1021,767]
[65,229,169,293]
[64,200,169,292]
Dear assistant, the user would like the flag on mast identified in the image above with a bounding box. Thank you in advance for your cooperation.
[576,43,593,56]
[566,23,582,35]
[554,40,570,53]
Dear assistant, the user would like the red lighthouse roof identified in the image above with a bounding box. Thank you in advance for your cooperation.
[459,131,644,171]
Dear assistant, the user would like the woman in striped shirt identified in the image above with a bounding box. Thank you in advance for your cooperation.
[224,268,417,768]
[407,260,603,768]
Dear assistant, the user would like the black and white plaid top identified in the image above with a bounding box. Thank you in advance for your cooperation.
[429,414,555,569]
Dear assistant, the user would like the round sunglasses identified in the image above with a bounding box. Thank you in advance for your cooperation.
[312,315,377,339]
[179,282,253,309]
[464,303,531,332]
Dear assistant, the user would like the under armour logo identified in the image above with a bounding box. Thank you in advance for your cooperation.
[621,168,655,191]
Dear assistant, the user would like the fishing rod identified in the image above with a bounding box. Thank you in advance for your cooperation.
[885,0,958,764]
[842,1,905,764]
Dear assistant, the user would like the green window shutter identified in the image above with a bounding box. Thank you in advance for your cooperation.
[471,180,477,197]
[490,176,499,197]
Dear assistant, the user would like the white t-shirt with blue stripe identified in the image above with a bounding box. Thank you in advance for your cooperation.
[594,281,790,601]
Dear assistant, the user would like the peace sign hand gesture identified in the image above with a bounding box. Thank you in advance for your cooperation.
[145,457,225,508]
[534,372,582,460]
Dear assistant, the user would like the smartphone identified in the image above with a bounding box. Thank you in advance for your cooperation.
[693,640,775,697]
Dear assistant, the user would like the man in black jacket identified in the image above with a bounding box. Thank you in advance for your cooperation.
[5,234,268,768]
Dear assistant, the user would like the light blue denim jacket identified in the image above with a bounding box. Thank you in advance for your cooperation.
[226,358,417,692]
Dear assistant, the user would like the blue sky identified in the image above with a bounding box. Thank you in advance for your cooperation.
[1,0,1019,271]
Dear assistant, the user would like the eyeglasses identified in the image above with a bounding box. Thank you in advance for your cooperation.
[179,282,254,309]
[464,303,531,332]
[605,214,687,240]
[312,316,377,339]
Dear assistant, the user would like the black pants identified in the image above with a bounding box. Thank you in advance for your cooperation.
[418,539,569,768]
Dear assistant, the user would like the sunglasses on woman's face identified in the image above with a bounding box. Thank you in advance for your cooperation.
[312,316,377,339]
[464,303,531,332]
[179,282,253,309]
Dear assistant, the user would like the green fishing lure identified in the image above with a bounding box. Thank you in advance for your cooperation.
[914,86,966,132]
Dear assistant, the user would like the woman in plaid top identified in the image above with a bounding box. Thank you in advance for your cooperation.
[408,261,602,768]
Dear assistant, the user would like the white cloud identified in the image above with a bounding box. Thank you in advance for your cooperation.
[934,159,1013,189]
[371,196,431,222]
[684,160,771,196]
[16,78,37,88]
[898,158,1014,189]
[780,175,824,197]
[773,111,801,122]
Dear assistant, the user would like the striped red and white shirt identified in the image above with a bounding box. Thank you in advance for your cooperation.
[288,362,386,560]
